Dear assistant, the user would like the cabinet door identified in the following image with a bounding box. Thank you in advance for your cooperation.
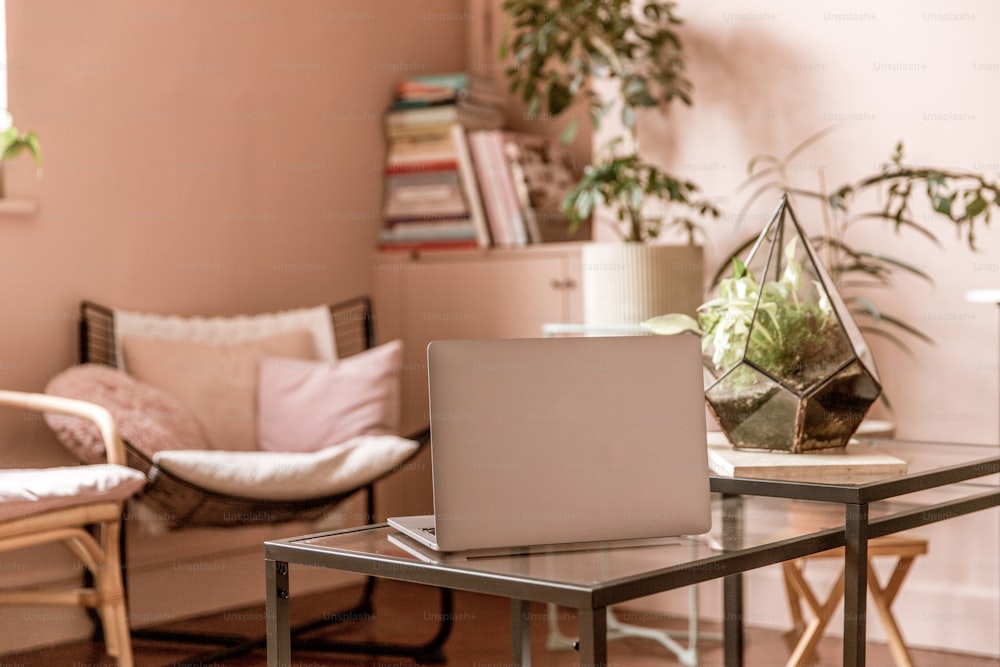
[372,248,580,517]
[397,253,569,432]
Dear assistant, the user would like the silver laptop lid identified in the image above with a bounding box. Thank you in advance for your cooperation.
[427,335,711,552]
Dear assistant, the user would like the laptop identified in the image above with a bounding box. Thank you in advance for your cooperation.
[388,335,711,553]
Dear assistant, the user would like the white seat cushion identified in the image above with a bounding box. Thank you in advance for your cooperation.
[0,465,146,522]
[151,435,420,501]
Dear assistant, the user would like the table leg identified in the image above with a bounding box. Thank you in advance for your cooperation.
[577,606,608,667]
[724,574,745,667]
[265,558,290,667]
[511,599,531,666]
[843,503,869,667]
[721,493,745,667]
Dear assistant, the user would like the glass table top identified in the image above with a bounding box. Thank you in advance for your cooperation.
[273,494,932,594]
[267,442,999,605]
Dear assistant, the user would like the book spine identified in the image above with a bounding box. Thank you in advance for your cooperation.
[381,220,477,235]
[503,137,542,244]
[487,130,528,246]
[384,213,472,224]
[387,121,459,141]
[467,131,510,247]
[384,160,459,175]
[377,238,480,252]
[449,124,492,248]
[386,105,459,128]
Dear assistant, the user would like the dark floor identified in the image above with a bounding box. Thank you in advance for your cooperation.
[4,579,999,666]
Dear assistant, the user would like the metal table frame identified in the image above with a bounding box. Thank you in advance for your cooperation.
[265,511,845,667]
[265,440,999,666]
[711,440,1000,666]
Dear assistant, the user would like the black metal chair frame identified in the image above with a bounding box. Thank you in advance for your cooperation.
[78,296,452,665]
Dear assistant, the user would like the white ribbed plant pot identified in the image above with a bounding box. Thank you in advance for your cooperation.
[582,243,705,326]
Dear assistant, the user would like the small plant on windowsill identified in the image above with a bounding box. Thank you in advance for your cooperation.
[0,108,43,199]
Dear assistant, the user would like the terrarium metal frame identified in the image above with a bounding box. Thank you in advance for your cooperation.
[704,195,883,453]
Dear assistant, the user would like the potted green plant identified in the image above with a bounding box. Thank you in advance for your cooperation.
[501,0,718,325]
[0,108,43,199]
[646,196,883,453]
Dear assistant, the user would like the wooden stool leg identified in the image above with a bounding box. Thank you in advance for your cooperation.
[784,562,846,667]
[867,557,917,667]
[782,561,807,649]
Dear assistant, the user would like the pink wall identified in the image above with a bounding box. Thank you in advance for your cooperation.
[0,0,467,466]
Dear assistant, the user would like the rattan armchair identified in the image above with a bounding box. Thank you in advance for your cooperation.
[0,390,145,666]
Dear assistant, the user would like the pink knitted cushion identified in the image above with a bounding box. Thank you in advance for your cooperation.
[44,364,208,463]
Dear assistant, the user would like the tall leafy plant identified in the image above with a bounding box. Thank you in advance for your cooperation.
[721,128,1000,352]
[501,0,717,243]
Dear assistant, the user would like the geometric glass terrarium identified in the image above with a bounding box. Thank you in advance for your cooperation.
[703,196,882,452]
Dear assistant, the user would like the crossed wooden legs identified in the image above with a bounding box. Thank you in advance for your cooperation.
[782,535,928,667]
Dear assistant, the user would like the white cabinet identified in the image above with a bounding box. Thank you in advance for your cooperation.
[373,243,582,434]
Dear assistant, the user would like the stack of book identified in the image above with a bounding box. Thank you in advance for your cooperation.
[379,73,503,252]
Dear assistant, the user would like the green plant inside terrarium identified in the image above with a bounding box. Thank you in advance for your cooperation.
[647,237,853,391]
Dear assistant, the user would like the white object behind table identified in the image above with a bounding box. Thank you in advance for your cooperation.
[706,432,908,483]
[967,289,1000,441]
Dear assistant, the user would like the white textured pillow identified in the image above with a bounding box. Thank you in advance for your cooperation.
[0,465,146,522]
[151,435,419,501]
[113,304,337,369]
[257,340,403,453]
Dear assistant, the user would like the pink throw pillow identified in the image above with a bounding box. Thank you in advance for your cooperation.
[257,340,403,453]
[44,364,208,463]
[122,330,316,451]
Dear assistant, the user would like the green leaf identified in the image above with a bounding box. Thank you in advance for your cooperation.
[932,193,954,216]
[966,195,988,219]
[621,104,634,129]
[642,313,703,336]
[846,295,882,322]
[547,80,573,115]
[559,117,579,144]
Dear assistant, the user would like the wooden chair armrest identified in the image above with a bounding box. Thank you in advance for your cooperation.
[0,390,127,466]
